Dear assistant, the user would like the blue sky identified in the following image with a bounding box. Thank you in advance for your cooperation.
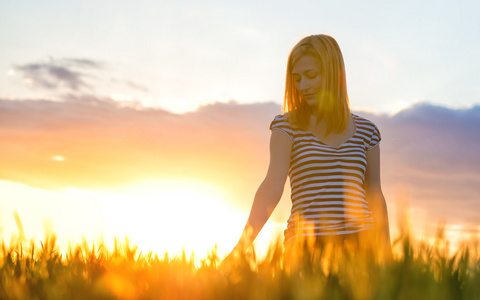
[1,0,480,255]
[1,0,479,113]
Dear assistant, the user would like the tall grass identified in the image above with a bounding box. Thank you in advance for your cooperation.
[1,230,479,300]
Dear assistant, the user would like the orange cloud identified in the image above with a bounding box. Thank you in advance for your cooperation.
[1,97,479,228]
[0,97,282,214]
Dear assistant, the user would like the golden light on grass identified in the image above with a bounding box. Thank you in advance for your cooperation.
[93,179,247,259]
[0,178,249,262]
[2,178,480,299]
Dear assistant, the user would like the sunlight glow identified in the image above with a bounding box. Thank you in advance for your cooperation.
[94,179,246,258]
[1,179,476,263]
[0,179,247,261]
[51,155,65,162]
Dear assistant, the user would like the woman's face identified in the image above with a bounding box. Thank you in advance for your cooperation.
[291,55,322,106]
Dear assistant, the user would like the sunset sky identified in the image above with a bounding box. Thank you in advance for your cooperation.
[1,0,479,258]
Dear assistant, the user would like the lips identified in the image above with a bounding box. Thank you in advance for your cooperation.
[302,93,317,99]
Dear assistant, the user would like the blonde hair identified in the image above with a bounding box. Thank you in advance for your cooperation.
[284,34,350,135]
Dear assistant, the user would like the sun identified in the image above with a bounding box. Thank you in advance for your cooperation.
[92,179,246,259]
[1,178,281,263]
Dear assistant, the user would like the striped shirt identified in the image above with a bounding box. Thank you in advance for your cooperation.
[269,113,381,245]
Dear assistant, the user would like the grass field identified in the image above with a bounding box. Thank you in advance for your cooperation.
[1,230,479,300]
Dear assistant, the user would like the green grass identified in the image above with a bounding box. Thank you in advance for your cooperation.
[1,233,479,300]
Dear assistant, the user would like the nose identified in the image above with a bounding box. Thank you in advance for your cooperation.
[300,77,310,92]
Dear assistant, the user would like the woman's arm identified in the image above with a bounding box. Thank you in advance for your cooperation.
[233,129,292,251]
[365,145,393,260]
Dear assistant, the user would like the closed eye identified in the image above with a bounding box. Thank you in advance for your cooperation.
[306,71,319,79]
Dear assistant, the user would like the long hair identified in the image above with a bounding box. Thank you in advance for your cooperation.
[284,34,350,135]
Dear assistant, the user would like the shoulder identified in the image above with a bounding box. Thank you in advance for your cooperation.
[272,112,291,121]
[270,113,296,142]
[353,114,382,149]
[270,113,292,128]
[352,114,380,132]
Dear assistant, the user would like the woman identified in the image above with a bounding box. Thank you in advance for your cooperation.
[231,34,392,263]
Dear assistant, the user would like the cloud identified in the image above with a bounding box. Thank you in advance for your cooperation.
[0,97,479,227]
[0,97,280,211]
[109,78,149,93]
[15,58,103,91]
[13,58,151,101]
[360,103,480,224]
[61,58,104,69]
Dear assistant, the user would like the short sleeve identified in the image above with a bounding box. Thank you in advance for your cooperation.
[269,114,294,142]
[367,124,382,150]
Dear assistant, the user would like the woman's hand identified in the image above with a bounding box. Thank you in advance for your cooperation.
[229,129,292,253]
